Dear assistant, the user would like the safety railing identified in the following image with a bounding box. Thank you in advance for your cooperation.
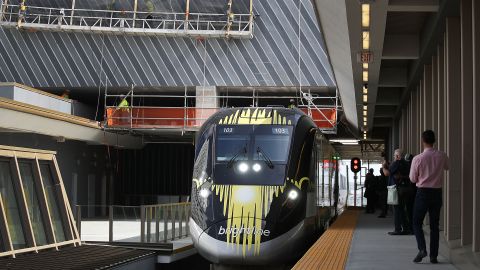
[0,1,254,39]
[76,202,190,243]
[104,90,338,133]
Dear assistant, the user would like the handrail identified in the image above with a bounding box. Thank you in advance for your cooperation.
[76,202,191,243]
[0,2,254,39]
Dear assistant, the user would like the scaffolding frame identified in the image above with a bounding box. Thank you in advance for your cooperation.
[0,0,254,39]
[103,87,339,134]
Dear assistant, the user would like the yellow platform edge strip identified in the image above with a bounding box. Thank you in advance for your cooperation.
[292,210,361,270]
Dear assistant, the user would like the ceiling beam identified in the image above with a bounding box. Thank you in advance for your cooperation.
[314,0,359,129]
[373,118,393,127]
[382,35,419,59]
[374,106,397,117]
[378,67,408,87]
[388,0,439,12]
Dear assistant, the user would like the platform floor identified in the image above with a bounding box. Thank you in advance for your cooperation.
[346,212,457,270]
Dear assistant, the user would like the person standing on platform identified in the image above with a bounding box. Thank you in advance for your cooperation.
[383,149,411,235]
[409,130,449,264]
[364,168,376,213]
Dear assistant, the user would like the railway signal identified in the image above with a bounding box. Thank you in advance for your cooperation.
[350,157,361,173]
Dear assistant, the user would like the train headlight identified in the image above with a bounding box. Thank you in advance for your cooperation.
[288,190,299,200]
[237,162,249,173]
[252,163,261,172]
[199,188,210,198]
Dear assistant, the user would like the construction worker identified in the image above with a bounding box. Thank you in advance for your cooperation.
[17,0,27,27]
[288,99,296,109]
[60,89,70,99]
[145,0,155,20]
[118,94,129,110]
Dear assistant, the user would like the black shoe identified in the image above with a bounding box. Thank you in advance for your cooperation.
[413,250,427,263]
[388,231,402,235]
[430,257,438,264]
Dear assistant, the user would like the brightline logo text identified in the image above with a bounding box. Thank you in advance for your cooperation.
[218,226,270,237]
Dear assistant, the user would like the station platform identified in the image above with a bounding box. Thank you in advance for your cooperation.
[294,209,457,270]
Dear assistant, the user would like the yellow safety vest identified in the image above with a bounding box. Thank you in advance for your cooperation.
[118,98,129,108]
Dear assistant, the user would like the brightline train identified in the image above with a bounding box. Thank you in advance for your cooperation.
[189,107,343,266]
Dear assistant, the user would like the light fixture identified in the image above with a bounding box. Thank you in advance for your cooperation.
[288,190,299,200]
[363,70,368,82]
[199,188,210,198]
[362,4,370,28]
[364,117,367,122]
[238,162,249,173]
[363,85,368,94]
[363,94,368,103]
[362,31,370,50]
[252,163,262,172]
[363,63,369,70]
[364,121,368,126]
[363,110,367,116]
[363,105,367,110]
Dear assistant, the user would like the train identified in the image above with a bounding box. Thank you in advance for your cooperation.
[189,107,344,267]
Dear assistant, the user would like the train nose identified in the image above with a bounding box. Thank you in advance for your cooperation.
[190,216,310,265]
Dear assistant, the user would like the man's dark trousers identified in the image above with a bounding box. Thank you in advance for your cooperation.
[412,188,442,258]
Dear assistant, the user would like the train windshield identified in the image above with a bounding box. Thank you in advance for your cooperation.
[214,125,293,186]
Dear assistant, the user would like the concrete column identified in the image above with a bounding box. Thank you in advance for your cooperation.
[445,17,462,243]
[437,44,445,152]
[432,56,438,135]
[472,0,480,252]
[419,80,424,136]
[460,0,474,247]
[196,86,219,126]
[423,64,433,130]
[416,86,421,153]
[408,100,412,153]
[196,86,219,108]
[411,89,418,153]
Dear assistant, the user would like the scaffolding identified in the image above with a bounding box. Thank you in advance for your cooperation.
[0,0,254,39]
[103,88,339,134]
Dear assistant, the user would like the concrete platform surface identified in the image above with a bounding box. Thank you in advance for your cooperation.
[346,211,457,270]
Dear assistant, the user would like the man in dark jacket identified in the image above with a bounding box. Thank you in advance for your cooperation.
[364,168,376,213]
[383,149,411,235]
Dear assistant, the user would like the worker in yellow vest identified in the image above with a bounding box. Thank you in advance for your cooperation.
[17,0,27,27]
[118,95,129,110]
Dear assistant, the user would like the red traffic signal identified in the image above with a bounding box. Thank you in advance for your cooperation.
[351,157,361,173]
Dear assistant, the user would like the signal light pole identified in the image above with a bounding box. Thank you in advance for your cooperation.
[350,157,361,206]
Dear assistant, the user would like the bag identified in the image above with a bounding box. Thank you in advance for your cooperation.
[387,185,398,205]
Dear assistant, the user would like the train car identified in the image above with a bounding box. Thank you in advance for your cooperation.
[189,107,339,267]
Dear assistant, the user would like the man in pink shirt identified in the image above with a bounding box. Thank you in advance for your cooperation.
[409,130,449,264]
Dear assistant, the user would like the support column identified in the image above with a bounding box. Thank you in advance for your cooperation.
[411,90,418,153]
[460,0,473,247]
[419,79,424,136]
[424,64,433,130]
[445,17,462,243]
[196,86,219,126]
[472,0,480,252]
[437,45,445,152]
[432,56,438,134]
[408,100,412,153]
[416,86,421,153]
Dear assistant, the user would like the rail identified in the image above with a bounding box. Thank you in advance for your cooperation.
[76,202,190,243]
[0,1,254,39]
